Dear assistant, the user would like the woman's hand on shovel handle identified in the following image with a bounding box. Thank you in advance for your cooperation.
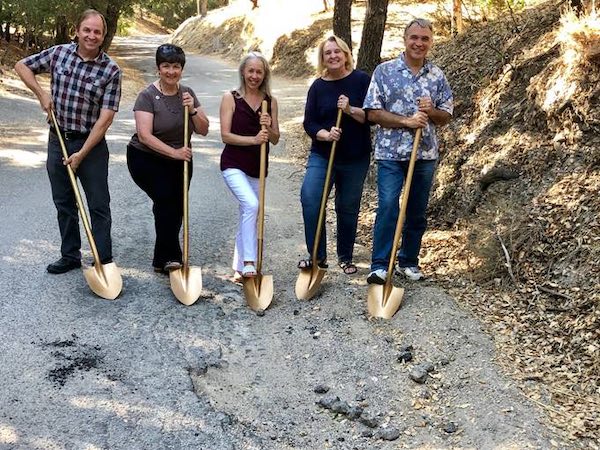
[328,126,342,142]
[172,146,192,162]
[254,128,269,145]
[259,112,272,128]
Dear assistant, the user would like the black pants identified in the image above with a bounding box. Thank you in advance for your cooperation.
[126,145,192,268]
[47,132,113,263]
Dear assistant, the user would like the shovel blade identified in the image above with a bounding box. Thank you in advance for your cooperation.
[170,266,203,306]
[243,274,273,311]
[83,262,122,300]
[295,267,326,300]
[366,284,404,319]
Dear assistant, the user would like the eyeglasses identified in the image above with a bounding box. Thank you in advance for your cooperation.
[157,44,184,56]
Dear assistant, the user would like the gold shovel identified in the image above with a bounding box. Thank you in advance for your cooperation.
[243,100,274,311]
[170,106,203,305]
[295,108,343,300]
[49,110,122,300]
[367,128,422,319]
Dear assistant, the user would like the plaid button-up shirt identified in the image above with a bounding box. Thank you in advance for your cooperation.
[363,54,453,161]
[23,43,121,133]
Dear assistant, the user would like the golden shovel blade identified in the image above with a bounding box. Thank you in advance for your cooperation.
[243,274,273,311]
[169,266,203,306]
[83,262,122,300]
[295,267,327,300]
[366,284,405,319]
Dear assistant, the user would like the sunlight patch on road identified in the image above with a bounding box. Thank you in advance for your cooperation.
[0,149,46,167]
[70,396,208,431]
[0,423,18,444]
[2,240,56,266]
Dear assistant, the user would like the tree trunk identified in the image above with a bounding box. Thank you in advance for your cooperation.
[356,0,389,75]
[200,0,208,16]
[54,15,69,45]
[452,0,463,35]
[333,0,352,53]
[103,2,121,51]
[322,0,331,11]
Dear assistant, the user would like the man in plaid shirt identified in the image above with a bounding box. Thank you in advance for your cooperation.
[15,9,122,274]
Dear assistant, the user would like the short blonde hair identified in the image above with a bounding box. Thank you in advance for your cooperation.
[316,35,354,77]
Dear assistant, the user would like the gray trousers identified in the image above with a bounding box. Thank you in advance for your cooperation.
[46,132,113,263]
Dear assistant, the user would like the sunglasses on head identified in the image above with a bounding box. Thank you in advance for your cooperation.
[157,44,184,56]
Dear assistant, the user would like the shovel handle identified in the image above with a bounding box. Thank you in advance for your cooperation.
[182,106,190,269]
[256,100,268,275]
[383,128,423,298]
[310,108,343,271]
[49,110,102,269]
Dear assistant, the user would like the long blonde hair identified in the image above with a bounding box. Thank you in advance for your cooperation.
[316,35,354,77]
[236,52,272,97]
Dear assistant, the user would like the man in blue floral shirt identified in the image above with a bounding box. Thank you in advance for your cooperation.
[363,18,453,284]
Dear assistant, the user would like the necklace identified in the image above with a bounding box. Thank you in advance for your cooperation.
[155,80,182,115]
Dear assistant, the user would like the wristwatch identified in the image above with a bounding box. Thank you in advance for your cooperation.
[348,106,355,115]
[190,109,198,116]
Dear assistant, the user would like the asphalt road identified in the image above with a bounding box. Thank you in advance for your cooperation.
[0,36,563,449]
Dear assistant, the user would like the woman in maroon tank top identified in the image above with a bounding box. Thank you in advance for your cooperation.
[219,52,280,280]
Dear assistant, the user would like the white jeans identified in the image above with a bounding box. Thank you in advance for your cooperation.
[222,168,259,272]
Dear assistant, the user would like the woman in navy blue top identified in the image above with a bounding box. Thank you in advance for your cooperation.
[300,35,371,275]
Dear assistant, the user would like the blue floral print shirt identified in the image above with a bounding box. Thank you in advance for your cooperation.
[363,54,453,161]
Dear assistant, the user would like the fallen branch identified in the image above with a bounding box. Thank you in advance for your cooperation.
[496,228,518,285]
[537,285,575,302]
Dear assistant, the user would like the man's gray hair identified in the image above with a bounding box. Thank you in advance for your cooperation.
[404,18,433,36]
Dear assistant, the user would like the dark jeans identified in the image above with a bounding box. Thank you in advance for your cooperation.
[300,152,370,263]
[47,132,112,263]
[371,159,437,271]
[127,145,191,268]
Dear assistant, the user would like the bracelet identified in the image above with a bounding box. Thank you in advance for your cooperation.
[190,109,198,116]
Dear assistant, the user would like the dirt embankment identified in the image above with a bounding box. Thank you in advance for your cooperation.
[423,4,599,442]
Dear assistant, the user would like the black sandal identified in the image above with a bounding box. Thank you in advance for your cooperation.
[297,259,328,269]
[338,261,358,275]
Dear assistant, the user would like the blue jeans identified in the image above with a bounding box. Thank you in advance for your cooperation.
[300,152,370,263]
[371,159,437,271]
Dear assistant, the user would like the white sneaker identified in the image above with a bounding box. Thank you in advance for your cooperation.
[398,266,424,281]
[367,269,388,285]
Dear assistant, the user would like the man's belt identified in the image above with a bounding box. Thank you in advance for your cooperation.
[50,126,90,140]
